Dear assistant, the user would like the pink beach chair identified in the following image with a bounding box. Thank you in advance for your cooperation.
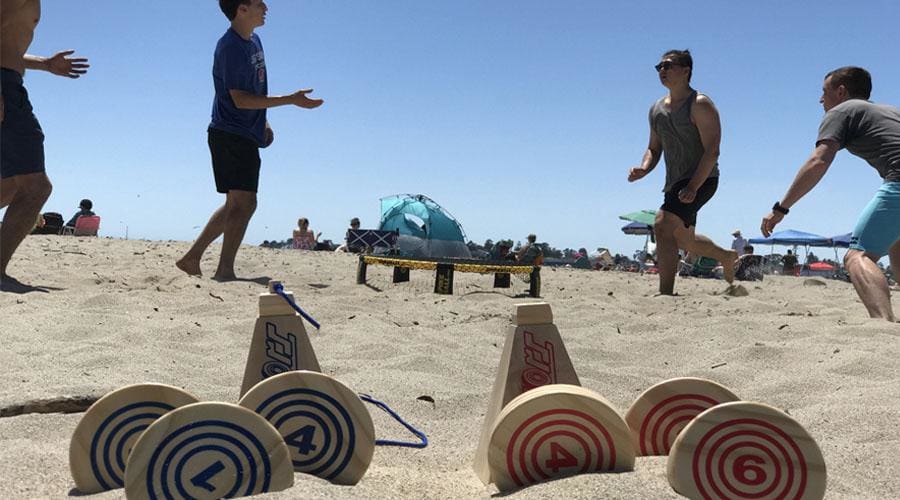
[62,215,101,236]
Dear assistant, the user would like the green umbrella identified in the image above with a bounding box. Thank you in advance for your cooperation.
[618,209,657,226]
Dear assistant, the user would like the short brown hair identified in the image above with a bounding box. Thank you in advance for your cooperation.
[826,66,872,100]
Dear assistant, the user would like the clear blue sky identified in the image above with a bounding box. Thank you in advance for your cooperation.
[8,0,900,257]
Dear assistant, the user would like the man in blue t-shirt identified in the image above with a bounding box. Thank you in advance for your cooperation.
[177,0,323,281]
[762,66,900,321]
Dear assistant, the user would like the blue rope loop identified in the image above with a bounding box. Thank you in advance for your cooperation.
[359,394,428,448]
[272,282,321,330]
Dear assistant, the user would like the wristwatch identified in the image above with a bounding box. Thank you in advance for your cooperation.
[772,201,789,215]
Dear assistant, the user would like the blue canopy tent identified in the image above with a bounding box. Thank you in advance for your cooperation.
[621,221,653,235]
[748,229,839,276]
[830,233,852,248]
[379,194,471,258]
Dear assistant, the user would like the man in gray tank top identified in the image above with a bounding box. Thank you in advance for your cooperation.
[762,67,900,321]
[628,49,738,295]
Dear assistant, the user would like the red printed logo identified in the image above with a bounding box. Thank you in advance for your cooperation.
[520,330,556,391]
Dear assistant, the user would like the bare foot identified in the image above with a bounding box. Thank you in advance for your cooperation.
[212,272,237,282]
[176,256,202,276]
[722,250,738,284]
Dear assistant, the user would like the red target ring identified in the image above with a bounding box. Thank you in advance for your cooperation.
[642,394,719,455]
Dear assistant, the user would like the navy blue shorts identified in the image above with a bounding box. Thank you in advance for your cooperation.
[208,127,261,193]
[661,176,718,228]
[1,68,46,179]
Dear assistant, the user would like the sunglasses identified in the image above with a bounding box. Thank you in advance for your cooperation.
[654,61,682,72]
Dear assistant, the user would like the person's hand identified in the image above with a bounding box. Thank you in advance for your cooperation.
[678,185,697,203]
[289,89,323,109]
[263,125,274,148]
[46,50,90,78]
[628,166,650,182]
[760,211,784,237]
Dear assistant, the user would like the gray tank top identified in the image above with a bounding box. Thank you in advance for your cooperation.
[649,90,719,192]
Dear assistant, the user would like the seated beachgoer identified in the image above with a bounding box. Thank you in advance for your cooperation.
[292,217,320,250]
[489,239,516,261]
[65,199,95,228]
[782,250,798,275]
[335,217,362,253]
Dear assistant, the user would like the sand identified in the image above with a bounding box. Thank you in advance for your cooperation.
[1,235,899,499]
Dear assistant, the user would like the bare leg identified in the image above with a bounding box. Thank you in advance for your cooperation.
[654,211,681,295]
[1,172,52,279]
[890,239,900,287]
[213,190,257,281]
[176,205,228,276]
[676,229,738,284]
[844,249,895,321]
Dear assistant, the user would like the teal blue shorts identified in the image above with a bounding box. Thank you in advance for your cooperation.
[850,182,900,256]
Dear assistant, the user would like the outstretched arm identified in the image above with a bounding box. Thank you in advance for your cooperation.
[230,88,323,110]
[24,50,89,78]
[760,140,840,236]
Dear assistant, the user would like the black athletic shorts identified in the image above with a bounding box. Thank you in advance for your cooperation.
[1,68,46,179]
[661,176,718,228]
[208,127,261,193]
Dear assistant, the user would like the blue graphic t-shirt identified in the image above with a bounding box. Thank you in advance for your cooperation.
[209,28,268,146]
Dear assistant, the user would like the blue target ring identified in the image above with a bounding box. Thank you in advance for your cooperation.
[254,388,356,480]
[89,401,175,490]
[145,420,271,499]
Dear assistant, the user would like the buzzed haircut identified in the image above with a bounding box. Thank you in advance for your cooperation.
[219,0,251,21]
[826,66,872,100]
[662,49,693,82]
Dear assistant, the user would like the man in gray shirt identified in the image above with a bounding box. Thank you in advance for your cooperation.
[628,49,737,295]
[762,66,900,321]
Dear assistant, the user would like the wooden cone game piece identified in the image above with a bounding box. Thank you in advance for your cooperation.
[667,401,826,500]
[238,370,375,485]
[473,303,580,485]
[69,384,200,494]
[240,280,321,397]
[625,377,739,456]
[487,384,635,491]
[124,402,293,500]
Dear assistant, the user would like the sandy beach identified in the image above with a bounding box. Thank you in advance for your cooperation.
[1,235,899,499]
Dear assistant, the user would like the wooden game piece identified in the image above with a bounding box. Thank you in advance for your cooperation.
[487,384,635,491]
[473,302,579,485]
[69,383,200,494]
[667,401,827,500]
[238,370,375,485]
[124,402,293,500]
[511,302,553,326]
[240,280,321,397]
[625,377,739,456]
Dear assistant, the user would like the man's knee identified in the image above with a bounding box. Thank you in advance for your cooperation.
[12,173,52,203]
[225,191,257,216]
[844,249,880,268]
[654,211,680,238]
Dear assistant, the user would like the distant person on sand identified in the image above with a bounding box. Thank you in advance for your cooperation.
[335,217,361,253]
[64,199,95,228]
[731,229,747,257]
[516,234,543,264]
[761,66,900,321]
[292,217,320,250]
[627,49,737,295]
[177,0,323,280]
[1,0,89,286]
[782,249,798,275]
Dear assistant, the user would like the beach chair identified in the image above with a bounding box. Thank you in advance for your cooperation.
[347,229,399,255]
[61,215,101,236]
[735,255,764,281]
[679,256,718,278]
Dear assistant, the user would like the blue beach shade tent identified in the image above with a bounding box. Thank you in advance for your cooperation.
[747,229,832,247]
[379,194,471,258]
